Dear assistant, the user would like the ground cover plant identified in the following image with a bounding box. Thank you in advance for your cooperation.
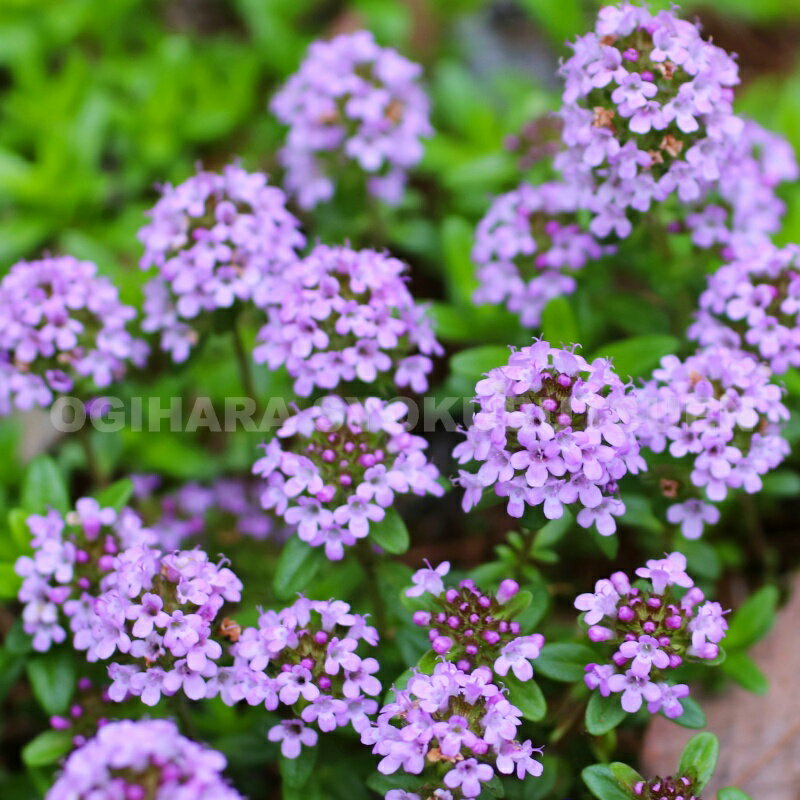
[1,0,800,798]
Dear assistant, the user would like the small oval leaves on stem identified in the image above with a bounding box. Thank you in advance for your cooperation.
[582,764,635,800]
[670,695,707,729]
[502,673,547,722]
[535,642,598,683]
[22,730,73,767]
[273,535,325,600]
[369,507,410,554]
[21,455,69,515]
[678,732,719,792]
[585,691,628,736]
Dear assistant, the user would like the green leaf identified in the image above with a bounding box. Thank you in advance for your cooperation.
[670,695,707,729]
[718,789,752,800]
[533,513,573,550]
[94,478,134,511]
[369,508,410,555]
[725,585,779,650]
[26,650,76,715]
[0,563,22,599]
[450,346,509,382]
[541,296,579,347]
[496,589,532,620]
[761,470,800,497]
[366,771,422,794]
[535,643,597,682]
[581,764,633,800]
[721,651,768,694]
[609,762,644,792]
[22,730,72,767]
[585,691,628,735]
[594,335,679,379]
[589,528,619,560]
[678,732,719,791]
[502,673,547,721]
[279,745,317,788]
[273,536,324,600]
[416,649,439,674]
[8,508,33,555]
[441,216,478,307]
[21,455,69,515]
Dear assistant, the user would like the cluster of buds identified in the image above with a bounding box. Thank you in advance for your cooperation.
[15,499,158,652]
[633,774,701,800]
[455,340,644,535]
[576,552,728,717]
[363,662,543,799]
[48,677,110,748]
[405,561,544,680]
[225,596,381,758]
[254,396,442,560]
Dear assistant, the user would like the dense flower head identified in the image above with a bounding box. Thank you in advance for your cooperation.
[635,346,789,533]
[254,396,442,559]
[472,182,613,326]
[15,500,157,653]
[633,774,700,800]
[455,340,645,535]
[0,256,147,414]
[557,4,741,238]
[689,243,800,374]
[271,30,432,209]
[576,552,727,717]
[78,546,243,706]
[222,596,380,757]
[363,662,543,798]
[406,562,544,678]
[132,474,278,550]
[138,164,305,362]
[253,244,441,397]
[46,719,242,800]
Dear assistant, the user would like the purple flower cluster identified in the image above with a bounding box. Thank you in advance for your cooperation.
[131,474,278,550]
[635,346,788,535]
[558,4,759,245]
[363,662,543,798]
[224,596,381,758]
[455,340,644,535]
[82,547,243,705]
[406,561,544,678]
[254,396,442,559]
[15,500,157,652]
[46,719,242,800]
[271,30,432,209]
[253,244,441,397]
[138,164,305,362]
[633,774,700,800]
[576,552,727,717]
[689,243,800,374]
[0,256,147,413]
[472,182,612,326]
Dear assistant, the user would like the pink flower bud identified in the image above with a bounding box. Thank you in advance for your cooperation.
[432,636,453,655]
[587,625,613,642]
[412,611,431,626]
[617,605,635,622]
[482,630,501,645]
[497,579,519,603]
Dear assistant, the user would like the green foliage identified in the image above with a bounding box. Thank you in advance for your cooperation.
[678,733,719,792]
[585,692,628,736]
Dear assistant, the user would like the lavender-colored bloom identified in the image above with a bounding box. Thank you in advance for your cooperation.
[15,503,157,654]
[46,719,242,799]
[689,244,800,374]
[635,346,788,527]
[362,663,542,796]
[472,182,612,327]
[253,245,441,396]
[227,596,380,755]
[0,256,147,413]
[632,772,701,799]
[406,560,450,598]
[254,396,442,559]
[666,499,720,540]
[138,164,305,362]
[455,340,644,534]
[575,554,726,718]
[271,30,431,209]
[553,6,796,251]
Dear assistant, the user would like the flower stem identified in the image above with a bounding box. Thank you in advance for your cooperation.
[356,539,390,635]
[231,319,261,415]
[78,424,106,488]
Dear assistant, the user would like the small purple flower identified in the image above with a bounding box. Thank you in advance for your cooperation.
[617,635,671,677]
[444,758,494,798]
[268,720,319,759]
[406,560,450,598]
[608,669,661,712]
